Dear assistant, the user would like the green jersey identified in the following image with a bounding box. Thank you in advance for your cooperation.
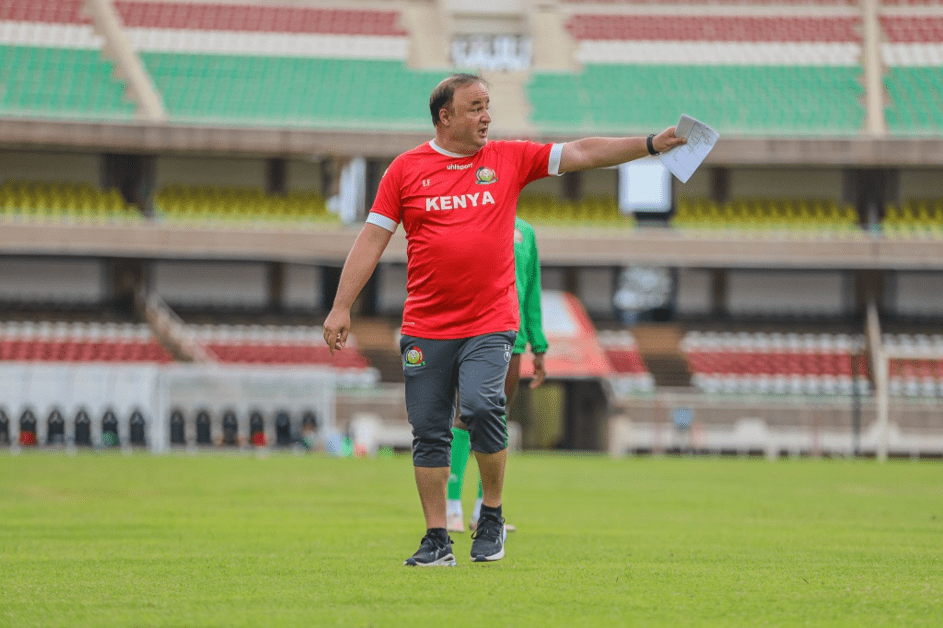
[513,217,548,355]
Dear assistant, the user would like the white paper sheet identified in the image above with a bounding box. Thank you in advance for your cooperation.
[658,115,719,184]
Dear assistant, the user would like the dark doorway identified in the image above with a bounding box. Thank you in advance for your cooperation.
[102,409,119,446]
[170,408,186,445]
[129,409,146,446]
[47,408,65,445]
[195,409,212,445]
[275,410,292,446]
[221,409,239,446]
[19,408,37,446]
[74,409,91,446]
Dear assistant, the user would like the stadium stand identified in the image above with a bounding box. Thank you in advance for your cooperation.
[0,259,107,307]
[881,7,943,135]
[0,180,140,222]
[0,0,135,120]
[882,199,943,238]
[517,194,633,227]
[153,185,338,225]
[0,321,172,363]
[107,0,443,128]
[598,330,656,395]
[564,1,859,4]
[529,8,865,135]
[0,319,374,372]
[1,0,942,459]
[681,330,870,396]
[884,333,943,398]
[185,323,372,370]
[672,197,861,233]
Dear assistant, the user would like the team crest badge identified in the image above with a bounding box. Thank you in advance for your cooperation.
[475,167,497,185]
[405,346,425,366]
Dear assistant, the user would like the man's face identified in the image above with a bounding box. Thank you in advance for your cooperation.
[442,82,491,151]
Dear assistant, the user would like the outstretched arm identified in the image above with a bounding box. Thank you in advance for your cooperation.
[322,222,393,354]
[558,127,686,173]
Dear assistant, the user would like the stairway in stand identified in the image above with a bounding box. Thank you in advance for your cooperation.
[353,317,403,383]
[630,324,691,388]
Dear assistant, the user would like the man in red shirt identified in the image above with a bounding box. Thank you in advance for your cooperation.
[323,73,685,566]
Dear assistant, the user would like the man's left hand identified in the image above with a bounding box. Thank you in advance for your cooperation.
[529,352,546,389]
[653,126,687,154]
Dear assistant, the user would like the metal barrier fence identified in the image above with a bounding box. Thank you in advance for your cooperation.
[610,390,943,457]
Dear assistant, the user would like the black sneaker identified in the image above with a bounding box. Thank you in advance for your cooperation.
[403,533,456,567]
[470,516,506,562]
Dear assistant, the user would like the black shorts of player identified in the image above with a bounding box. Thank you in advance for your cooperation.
[400,331,516,468]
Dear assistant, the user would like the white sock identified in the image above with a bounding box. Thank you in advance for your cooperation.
[471,497,483,522]
[447,499,463,517]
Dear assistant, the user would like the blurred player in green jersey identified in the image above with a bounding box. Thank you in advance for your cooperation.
[447,216,548,533]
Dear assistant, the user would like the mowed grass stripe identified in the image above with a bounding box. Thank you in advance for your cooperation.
[1,453,940,627]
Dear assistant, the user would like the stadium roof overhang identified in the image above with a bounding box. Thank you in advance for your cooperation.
[2,117,943,167]
[4,221,943,270]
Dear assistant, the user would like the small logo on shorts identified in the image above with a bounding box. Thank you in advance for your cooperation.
[504,344,511,362]
[405,346,425,367]
[476,167,497,185]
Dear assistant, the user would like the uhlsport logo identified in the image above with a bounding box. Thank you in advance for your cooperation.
[405,346,425,367]
[476,167,497,185]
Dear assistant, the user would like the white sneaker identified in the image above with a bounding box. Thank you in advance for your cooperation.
[447,511,466,533]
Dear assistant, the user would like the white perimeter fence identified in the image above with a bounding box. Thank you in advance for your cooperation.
[0,364,337,453]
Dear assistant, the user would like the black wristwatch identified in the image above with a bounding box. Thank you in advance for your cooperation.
[646,134,659,156]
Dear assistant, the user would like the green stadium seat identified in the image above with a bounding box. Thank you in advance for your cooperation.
[0,46,134,120]
[885,67,943,135]
[139,53,443,128]
[528,65,865,136]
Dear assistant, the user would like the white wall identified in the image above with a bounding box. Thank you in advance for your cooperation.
[893,272,943,317]
[727,270,847,316]
[0,151,100,185]
[673,166,711,199]
[152,262,268,307]
[676,268,712,315]
[287,158,322,193]
[520,168,617,199]
[541,267,566,291]
[283,264,321,309]
[0,258,104,303]
[377,263,408,314]
[155,156,267,190]
[582,168,616,197]
[898,169,943,202]
[729,168,843,202]
[521,174,561,197]
[577,268,613,316]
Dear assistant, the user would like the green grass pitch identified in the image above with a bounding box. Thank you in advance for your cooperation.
[1,452,940,627]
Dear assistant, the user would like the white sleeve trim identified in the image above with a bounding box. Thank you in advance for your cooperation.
[366,212,398,233]
[548,143,565,177]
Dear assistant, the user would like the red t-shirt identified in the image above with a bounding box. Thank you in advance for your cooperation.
[368,140,560,339]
